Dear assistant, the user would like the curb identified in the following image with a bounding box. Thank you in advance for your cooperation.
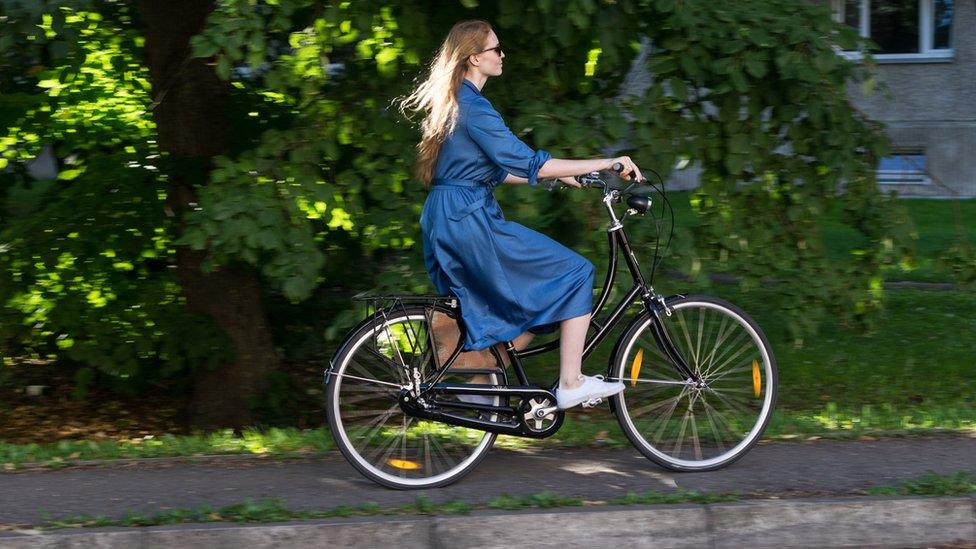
[1,496,974,548]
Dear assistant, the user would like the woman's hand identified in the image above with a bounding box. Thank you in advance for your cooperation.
[609,156,644,182]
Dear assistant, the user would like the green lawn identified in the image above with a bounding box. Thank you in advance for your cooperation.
[661,192,975,283]
[515,285,976,444]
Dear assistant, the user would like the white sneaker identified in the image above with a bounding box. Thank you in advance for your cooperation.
[556,374,625,410]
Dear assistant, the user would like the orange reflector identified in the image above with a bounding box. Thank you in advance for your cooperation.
[387,459,421,470]
[752,360,762,398]
[630,349,644,387]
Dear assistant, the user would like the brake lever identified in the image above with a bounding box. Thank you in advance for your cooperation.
[573,172,605,188]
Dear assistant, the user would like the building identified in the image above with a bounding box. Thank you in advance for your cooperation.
[658,1,974,198]
[834,0,974,198]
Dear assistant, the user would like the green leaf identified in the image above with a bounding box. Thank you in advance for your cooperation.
[744,57,766,78]
[724,154,745,175]
[668,78,688,102]
[215,55,232,80]
[729,70,748,93]
[191,35,220,59]
[729,134,749,155]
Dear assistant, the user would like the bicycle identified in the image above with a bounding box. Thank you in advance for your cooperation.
[324,165,778,489]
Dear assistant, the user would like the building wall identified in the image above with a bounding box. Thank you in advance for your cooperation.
[845,0,976,197]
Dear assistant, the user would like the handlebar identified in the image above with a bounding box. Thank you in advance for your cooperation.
[566,164,648,195]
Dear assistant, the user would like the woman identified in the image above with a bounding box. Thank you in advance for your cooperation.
[399,20,643,410]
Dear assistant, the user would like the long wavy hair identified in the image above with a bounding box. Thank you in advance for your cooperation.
[398,20,493,186]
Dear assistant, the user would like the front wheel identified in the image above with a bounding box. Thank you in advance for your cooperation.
[611,295,777,471]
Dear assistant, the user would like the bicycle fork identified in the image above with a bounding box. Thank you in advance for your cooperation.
[642,291,700,384]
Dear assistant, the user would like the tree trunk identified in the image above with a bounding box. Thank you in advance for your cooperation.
[136,0,280,430]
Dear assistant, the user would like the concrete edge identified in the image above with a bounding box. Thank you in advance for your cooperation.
[0,495,973,549]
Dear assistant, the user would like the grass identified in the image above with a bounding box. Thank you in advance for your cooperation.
[661,193,976,283]
[822,198,976,283]
[27,473,973,530]
[513,286,976,444]
[31,490,737,530]
[866,470,976,496]
[1,427,333,470]
[731,288,976,430]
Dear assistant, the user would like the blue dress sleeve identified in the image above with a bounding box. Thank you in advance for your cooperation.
[466,97,551,185]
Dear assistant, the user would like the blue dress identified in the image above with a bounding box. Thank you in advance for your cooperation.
[420,79,596,351]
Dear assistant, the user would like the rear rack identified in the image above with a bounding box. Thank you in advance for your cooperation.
[351,292,460,331]
[352,291,458,310]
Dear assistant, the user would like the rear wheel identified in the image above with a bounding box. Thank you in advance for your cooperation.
[611,296,777,471]
[325,304,498,489]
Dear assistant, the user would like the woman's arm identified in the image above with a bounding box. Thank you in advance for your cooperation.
[537,157,642,181]
[503,156,642,185]
[502,173,579,187]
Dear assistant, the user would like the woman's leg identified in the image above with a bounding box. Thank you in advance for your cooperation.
[471,314,590,389]
[558,313,590,390]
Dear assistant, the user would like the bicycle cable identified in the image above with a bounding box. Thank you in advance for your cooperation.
[641,166,675,286]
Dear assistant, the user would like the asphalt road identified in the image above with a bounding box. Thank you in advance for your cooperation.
[1,436,974,526]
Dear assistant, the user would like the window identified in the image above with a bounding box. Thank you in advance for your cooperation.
[877,152,930,185]
[832,0,954,61]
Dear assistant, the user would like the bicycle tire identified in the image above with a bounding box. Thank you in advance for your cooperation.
[610,295,777,471]
[325,304,497,489]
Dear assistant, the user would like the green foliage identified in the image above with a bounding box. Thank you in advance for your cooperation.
[0,0,915,398]
[867,470,976,496]
[487,491,584,510]
[0,427,335,469]
[625,0,912,342]
[0,3,230,391]
[611,490,739,505]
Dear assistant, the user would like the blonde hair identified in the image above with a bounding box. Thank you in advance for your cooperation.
[398,20,493,186]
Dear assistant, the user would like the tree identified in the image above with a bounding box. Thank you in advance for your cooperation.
[0,0,909,428]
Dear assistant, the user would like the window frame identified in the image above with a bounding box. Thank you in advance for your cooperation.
[831,0,954,63]
[876,151,931,186]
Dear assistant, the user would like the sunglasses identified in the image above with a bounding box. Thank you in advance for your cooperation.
[478,44,504,56]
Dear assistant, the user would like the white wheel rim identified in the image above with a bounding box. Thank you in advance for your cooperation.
[616,301,774,468]
[332,313,495,487]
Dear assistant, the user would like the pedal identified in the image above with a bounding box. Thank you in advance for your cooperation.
[581,397,603,408]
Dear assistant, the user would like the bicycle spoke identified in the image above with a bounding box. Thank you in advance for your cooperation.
[360,344,408,382]
[627,390,686,420]
[697,315,736,377]
[616,299,776,470]
[701,331,753,380]
[675,310,699,370]
[706,386,756,419]
[353,405,401,456]
[705,361,754,385]
[672,407,692,457]
[649,387,688,444]
[701,399,729,453]
[328,309,495,488]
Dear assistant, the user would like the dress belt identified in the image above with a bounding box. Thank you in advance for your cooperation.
[432,178,490,188]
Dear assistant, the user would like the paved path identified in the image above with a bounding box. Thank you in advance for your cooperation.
[1,436,973,526]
